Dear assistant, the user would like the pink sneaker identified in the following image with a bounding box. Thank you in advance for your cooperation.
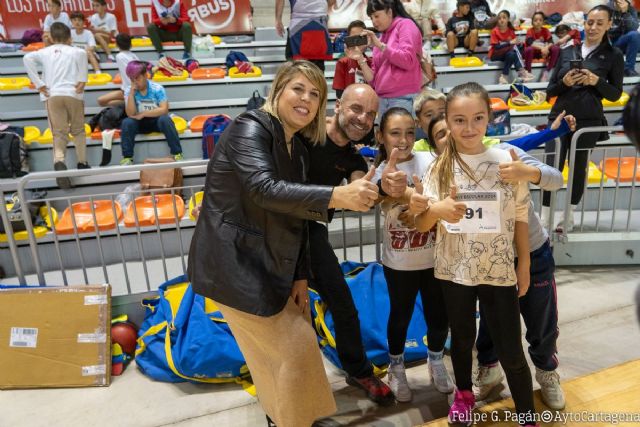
[448,389,475,426]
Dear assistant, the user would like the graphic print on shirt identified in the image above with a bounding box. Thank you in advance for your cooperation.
[387,202,436,250]
[486,234,515,283]
[454,20,470,36]
[454,240,487,280]
[434,232,465,277]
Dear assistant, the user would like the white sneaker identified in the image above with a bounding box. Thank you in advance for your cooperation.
[536,368,566,410]
[472,364,504,400]
[429,360,454,393]
[498,74,509,85]
[540,70,551,82]
[518,69,535,82]
[388,363,412,402]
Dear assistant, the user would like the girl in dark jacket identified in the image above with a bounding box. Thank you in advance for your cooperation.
[541,5,624,232]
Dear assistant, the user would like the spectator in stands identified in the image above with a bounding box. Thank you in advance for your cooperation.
[446,0,478,58]
[401,0,446,41]
[188,61,379,427]
[275,0,333,71]
[147,0,192,59]
[333,20,371,99]
[305,83,395,406]
[524,11,560,82]
[98,33,139,107]
[70,12,101,74]
[120,60,183,165]
[23,22,89,189]
[353,0,422,117]
[43,0,71,46]
[542,5,624,232]
[608,0,640,77]
[488,10,534,84]
[413,87,445,151]
[554,24,582,49]
[469,0,496,30]
[89,0,118,62]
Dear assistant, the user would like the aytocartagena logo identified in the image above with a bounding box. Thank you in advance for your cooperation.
[188,0,235,31]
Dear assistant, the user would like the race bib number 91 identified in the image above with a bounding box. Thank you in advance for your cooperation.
[443,191,501,234]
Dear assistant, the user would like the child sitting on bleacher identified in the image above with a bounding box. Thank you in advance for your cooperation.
[488,10,534,84]
[98,33,139,107]
[42,0,71,46]
[70,12,101,74]
[333,20,371,99]
[120,60,183,165]
[89,0,118,62]
[446,0,478,57]
[23,22,89,189]
[523,12,559,82]
[554,24,582,49]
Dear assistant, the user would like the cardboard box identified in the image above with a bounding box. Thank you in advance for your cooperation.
[0,284,111,389]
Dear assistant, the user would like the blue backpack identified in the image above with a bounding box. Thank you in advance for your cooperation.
[201,114,231,159]
[310,262,431,369]
[225,51,250,68]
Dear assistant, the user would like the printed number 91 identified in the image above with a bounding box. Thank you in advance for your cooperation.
[465,207,483,219]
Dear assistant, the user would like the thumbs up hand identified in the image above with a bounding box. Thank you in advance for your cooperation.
[381,148,408,198]
[330,166,379,212]
[498,147,541,184]
[432,185,467,223]
[408,174,430,215]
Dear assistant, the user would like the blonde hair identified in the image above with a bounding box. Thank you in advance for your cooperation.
[413,87,446,115]
[429,82,490,198]
[262,60,328,145]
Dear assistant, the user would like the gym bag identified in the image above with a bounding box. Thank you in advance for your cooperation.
[135,275,252,387]
[201,114,231,159]
[0,128,28,178]
[309,261,429,369]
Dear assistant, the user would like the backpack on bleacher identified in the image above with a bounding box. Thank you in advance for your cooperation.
[0,128,28,179]
[246,90,266,111]
[201,115,232,159]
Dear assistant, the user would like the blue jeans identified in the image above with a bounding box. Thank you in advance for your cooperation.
[120,115,182,158]
[476,240,559,371]
[613,30,640,72]
[492,48,523,75]
[378,94,417,120]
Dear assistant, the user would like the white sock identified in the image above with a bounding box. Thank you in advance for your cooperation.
[541,206,551,227]
[389,353,404,367]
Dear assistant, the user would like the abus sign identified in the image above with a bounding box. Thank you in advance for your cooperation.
[188,0,234,32]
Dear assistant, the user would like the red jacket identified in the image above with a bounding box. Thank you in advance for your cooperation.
[151,2,189,33]
[489,26,516,58]
[332,55,372,91]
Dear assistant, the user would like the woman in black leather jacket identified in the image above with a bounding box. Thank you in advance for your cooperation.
[541,5,624,232]
[188,61,378,427]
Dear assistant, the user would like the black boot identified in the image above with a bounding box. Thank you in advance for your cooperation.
[266,415,276,427]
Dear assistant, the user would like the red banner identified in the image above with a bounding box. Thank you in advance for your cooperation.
[0,0,252,40]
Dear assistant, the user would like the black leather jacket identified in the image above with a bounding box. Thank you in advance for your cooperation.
[188,110,334,316]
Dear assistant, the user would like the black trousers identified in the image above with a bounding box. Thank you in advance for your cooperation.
[542,120,602,207]
[308,221,372,378]
[442,281,535,420]
[382,266,449,356]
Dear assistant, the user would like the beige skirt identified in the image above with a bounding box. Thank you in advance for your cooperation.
[216,297,337,427]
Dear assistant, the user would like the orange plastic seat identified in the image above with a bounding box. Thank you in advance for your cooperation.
[22,42,44,52]
[124,194,185,227]
[91,129,121,140]
[191,67,226,80]
[55,200,122,235]
[162,41,183,46]
[189,114,215,132]
[113,73,122,85]
[600,157,640,182]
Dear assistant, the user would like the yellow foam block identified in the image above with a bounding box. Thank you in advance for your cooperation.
[131,37,152,47]
[0,205,56,242]
[35,124,91,144]
[228,66,262,78]
[87,73,113,86]
[188,191,203,221]
[147,115,187,136]
[602,92,629,107]
[507,98,553,111]
[152,69,189,82]
[210,35,222,44]
[450,56,483,68]
[0,77,31,90]
[562,161,607,184]
[23,126,41,144]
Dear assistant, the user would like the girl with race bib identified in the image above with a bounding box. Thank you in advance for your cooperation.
[372,107,454,402]
[414,82,537,426]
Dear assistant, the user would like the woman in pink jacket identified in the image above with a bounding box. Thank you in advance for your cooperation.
[348,0,423,118]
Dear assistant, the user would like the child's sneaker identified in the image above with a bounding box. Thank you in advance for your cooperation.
[387,363,412,402]
[428,359,454,393]
[472,363,504,400]
[120,157,134,166]
[77,162,91,169]
[174,153,184,161]
[518,69,535,82]
[54,161,72,189]
[448,389,475,426]
[540,70,551,82]
[535,368,566,410]
[498,74,509,85]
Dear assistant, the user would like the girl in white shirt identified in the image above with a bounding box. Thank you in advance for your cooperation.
[373,107,454,402]
[415,82,536,426]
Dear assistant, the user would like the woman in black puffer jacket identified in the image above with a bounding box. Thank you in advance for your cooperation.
[541,4,624,232]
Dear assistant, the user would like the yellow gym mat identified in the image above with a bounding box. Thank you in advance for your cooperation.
[421,359,640,426]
